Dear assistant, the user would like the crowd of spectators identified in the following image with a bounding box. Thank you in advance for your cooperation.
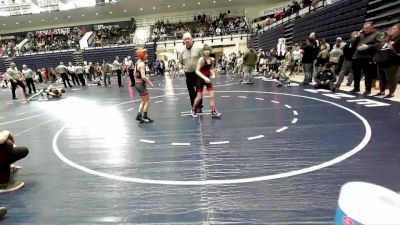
[91,26,131,47]
[257,0,322,31]
[151,11,250,41]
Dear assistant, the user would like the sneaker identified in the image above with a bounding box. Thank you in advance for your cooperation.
[0,207,7,219]
[350,89,360,93]
[141,117,154,123]
[245,81,254,84]
[373,92,385,97]
[363,91,371,96]
[191,109,198,118]
[0,181,24,193]
[136,113,142,121]
[211,110,221,118]
[383,93,394,99]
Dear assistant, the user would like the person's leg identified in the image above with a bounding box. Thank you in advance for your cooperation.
[136,101,144,121]
[70,74,76,86]
[129,69,135,86]
[207,84,221,117]
[384,65,399,97]
[61,74,68,88]
[26,79,33,94]
[377,65,387,95]
[31,78,36,93]
[10,81,17,99]
[79,74,85,86]
[142,95,153,122]
[351,59,361,92]
[17,81,26,97]
[192,91,203,117]
[103,73,107,86]
[363,60,375,94]
[117,70,122,87]
[107,75,111,86]
[336,60,351,88]
[185,73,197,107]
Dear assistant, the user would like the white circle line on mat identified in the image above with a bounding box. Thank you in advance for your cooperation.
[276,126,288,133]
[291,118,298,124]
[171,143,191,146]
[140,139,156,144]
[255,98,264,101]
[271,100,280,104]
[209,141,230,145]
[53,91,371,185]
[293,110,299,116]
[247,135,265,141]
[284,104,292,109]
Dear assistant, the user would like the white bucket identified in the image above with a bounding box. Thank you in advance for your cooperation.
[335,182,400,225]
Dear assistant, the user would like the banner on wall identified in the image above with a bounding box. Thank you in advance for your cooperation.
[0,35,16,41]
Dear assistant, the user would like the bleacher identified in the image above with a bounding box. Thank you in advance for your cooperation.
[82,45,135,64]
[293,0,369,44]
[13,50,74,70]
[257,24,285,50]
[255,0,371,51]
[366,0,400,30]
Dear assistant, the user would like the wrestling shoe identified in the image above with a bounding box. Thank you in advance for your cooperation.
[191,109,198,118]
[136,113,142,121]
[141,117,154,123]
[211,110,221,118]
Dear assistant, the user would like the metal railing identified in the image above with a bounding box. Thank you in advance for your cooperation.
[135,10,245,27]
[253,0,342,33]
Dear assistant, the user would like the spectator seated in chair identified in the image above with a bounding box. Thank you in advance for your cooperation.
[314,62,337,92]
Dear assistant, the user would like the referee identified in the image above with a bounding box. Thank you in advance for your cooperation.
[179,32,203,112]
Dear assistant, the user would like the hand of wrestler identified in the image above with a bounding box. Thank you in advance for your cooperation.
[204,77,211,84]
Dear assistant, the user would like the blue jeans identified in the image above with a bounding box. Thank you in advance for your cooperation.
[302,63,313,84]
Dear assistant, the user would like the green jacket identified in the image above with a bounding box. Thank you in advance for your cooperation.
[244,50,257,66]
[353,30,383,60]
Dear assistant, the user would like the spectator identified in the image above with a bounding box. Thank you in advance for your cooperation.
[330,38,344,72]
[302,0,312,8]
[291,44,303,74]
[374,24,400,98]
[274,9,283,21]
[351,22,382,95]
[301,34,319,84]
[0,130,29,193]
[243,47,258,84]
[314,62,336,91]
[292,1,301,17]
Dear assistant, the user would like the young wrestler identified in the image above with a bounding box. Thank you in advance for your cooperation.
[135,49,154,123]
[191,44,221,118]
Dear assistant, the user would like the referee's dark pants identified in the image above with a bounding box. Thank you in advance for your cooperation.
[128,69,135,86]
[185,72,202,109]
[25,78,36,94]
[61,73,72,88]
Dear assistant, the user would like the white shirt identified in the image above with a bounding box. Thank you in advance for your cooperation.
[68,65,75,73]
[113,60,122,70]
[292,50,303,61]
[7,67,20,80]
[22,68,34,79]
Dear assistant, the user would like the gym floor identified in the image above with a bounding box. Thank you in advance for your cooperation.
[1,74,399,225]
